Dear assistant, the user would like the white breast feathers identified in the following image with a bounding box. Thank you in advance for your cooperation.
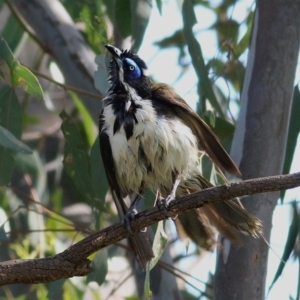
[102,98,199,196]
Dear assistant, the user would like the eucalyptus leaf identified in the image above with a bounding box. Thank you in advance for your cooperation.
[144,263,152,300]
[115,0,132,38]
[0,83,22,185]
[269,202,299,292]
[281,86,300,202]
[11,64,44,98]
[48,279,66,300]
[60,110,98,204]
[182,0,224,117]
[148,220,168,270]
[71,91,96,148]
[0,38,43,98]
[131,0,152,52]
[86,249,108,286]
[0,125,32,154]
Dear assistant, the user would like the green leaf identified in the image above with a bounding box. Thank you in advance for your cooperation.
[60,110,97,204]
[131,0,152,51]
[0,149,14,186]
[203,115,235,153]
[0,84,23,137]
[235,11,254,59]
[148,220,168,270]
[48,279,66,300]
[0,125,32,154]
[182,0,224,117]
[144,263,152,300]
[1,14,25,52]
[115,0,132,38]
[71,91,96,148]
[297,255,300,300]
[0,38,43,98]
[155,0,162,15]
[0,83,22,186]
[269,202,299,292]
[0,37,16,70]
[154,29,185,52]
[0,224,8,242]
[86,249,108,285]
[281,86,300,202]
[11,65,43,98]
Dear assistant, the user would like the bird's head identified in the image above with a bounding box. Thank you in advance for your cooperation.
[105,44,152,98]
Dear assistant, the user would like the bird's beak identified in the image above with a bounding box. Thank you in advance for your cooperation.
[105,44,122,68]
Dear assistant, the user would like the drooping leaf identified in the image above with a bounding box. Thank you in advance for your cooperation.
[156,0,162,15]
[131,0,152,51]
[281,86,300,201]
[203,115,235,153]
[0,149,14,187]
[0,38,43,98]
[0,125,32,154]
[60,110,97,204]
[115,0,132,38]
[86,249,108,286]
[64,279,84,300]
[148,220,168,270]
[71,91,96,148]
[1,14,25,52]
[297,255,300,300]
[0,37,16,70]
[48,279,66,300]
[0,83,22,186]
[182,0,224,117]
[144,263,152,300]
[11,64,43,98]
[269,202,299,292]
[234,11,254,59]
[154,29,185,49]
[212,18,239,49]
[0,224,8,242]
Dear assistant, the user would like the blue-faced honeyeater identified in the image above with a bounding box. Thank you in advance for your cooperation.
[99,44,262,269]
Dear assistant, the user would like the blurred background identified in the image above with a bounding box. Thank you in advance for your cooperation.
[0,0,299,299]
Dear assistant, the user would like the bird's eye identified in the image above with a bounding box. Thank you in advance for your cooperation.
[123,58,141,79]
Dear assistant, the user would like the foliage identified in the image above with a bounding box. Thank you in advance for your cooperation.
[0,0,299,299]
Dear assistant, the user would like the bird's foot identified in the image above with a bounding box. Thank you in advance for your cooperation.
[156,194,177,220]
[123,207,147,234]
[123,207,138,235]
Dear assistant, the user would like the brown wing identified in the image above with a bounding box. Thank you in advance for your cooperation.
[152,83,241,176]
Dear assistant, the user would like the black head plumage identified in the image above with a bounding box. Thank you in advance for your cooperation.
[105,44,152,98]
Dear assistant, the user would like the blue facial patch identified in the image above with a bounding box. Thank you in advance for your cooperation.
[123,58,142,79]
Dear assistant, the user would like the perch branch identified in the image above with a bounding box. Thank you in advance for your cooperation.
[0,172,299,286]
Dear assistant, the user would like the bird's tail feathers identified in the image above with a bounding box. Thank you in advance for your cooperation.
[175,175,262,249]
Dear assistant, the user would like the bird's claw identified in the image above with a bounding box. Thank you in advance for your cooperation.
[156,194,176,219]
[123,208,147,234]
[123,208,138,235]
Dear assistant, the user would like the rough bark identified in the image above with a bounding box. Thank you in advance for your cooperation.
[0,172,299,286]
[215,1,300,299]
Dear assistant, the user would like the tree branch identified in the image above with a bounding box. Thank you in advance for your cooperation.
[1,172,299,286]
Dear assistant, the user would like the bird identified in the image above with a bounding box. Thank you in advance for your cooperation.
[99,44,262,269]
